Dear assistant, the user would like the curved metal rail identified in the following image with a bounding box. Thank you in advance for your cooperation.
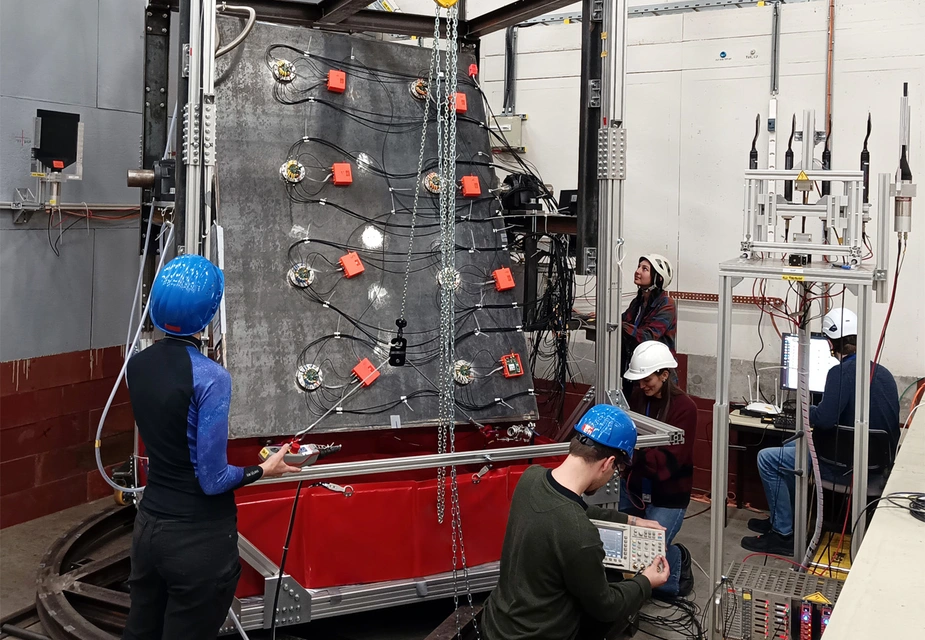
[35,506,135,640]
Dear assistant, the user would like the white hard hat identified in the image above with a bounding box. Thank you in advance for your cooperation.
[624,341,678,381]
[821,307,858,340]
[641,254,673,288]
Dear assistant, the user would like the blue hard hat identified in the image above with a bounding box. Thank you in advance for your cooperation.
[149,255,224,336]
[574,404,637,463]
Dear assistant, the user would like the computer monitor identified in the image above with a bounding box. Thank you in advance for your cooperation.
[558,189,579,216]
[780,333,840,394]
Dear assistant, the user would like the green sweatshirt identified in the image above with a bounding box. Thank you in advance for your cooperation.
[481,465,653,640]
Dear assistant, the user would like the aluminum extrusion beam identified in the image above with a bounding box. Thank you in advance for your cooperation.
[852,285,872,555]
[255,413,682,486]
[237,562,501,629]
[745,170,864,182]
[165,0,447,37]
[594,0,629,405]
[465,0,578,39]
[718,258,876,286]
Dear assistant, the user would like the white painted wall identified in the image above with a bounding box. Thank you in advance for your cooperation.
[462,0,924,378]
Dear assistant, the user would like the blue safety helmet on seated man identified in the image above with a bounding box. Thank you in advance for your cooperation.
[149,255,224,336]
[573,404,637,465]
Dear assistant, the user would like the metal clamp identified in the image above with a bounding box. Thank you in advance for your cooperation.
[589,79,602,109]
[315,482,354,497]
[472,465,492,484]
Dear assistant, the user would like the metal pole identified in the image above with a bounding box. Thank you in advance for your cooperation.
[183,0,217,256]
[874,173,891,303]
[802,110,815,172]
[851,284,872,555]
[594,0,628,405]
[576,0,603,274]
[793,304,811,561]
[709,274,734,639]
[176,0,190,252]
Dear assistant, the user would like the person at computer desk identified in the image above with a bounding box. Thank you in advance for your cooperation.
[481,405,668,640]
[620,341,697,598]
[622,254,677,399]
[741,308,900,555]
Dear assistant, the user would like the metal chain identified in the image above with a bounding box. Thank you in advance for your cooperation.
[433,3,450,526]
[398,14,441,326]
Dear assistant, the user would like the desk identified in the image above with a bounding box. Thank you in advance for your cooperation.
[728,410,794,509]
[823,407,925,639]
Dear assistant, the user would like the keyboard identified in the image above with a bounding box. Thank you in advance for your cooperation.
[772,412,796,430]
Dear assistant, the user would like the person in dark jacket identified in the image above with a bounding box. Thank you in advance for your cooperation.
[622,254,677,399]
[482,404,668,640]
[741,307,900,555]
[620,341,697,598]
[123,255,299,640]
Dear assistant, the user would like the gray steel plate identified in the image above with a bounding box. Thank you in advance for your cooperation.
[215,21,537,437]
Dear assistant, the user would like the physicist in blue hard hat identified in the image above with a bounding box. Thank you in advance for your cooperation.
[482,404,669,640]
[122,255,299,640]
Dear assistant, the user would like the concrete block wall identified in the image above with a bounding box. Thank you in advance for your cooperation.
[0,347,134,528]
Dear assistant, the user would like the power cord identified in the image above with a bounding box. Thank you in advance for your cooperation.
[848,491,925,561]
[270,480,304,640]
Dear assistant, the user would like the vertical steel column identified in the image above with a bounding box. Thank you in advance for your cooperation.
[802,110,816,172]
[576,0,603,274]
[709,274,734,639]
[594,0,628,404]
[874,173,891,303]
[793,310,811,560]
[183,0,217,256]
[851,283,872,555]
[175,0,190,251]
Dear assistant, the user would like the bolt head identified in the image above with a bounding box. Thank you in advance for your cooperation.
[147,26,152,32]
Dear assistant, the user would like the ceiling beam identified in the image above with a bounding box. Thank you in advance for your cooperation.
[317,0,376,25]
[465,0,577,39]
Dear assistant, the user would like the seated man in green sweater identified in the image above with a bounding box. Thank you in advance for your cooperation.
[482,404,669,640]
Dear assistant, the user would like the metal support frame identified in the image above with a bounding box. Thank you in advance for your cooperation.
[181,0,217,256]
[708,258,874,639]
[740,167,866,263]
[593,0,628,404]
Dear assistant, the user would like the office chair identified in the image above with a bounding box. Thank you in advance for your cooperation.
[813,425,897,499]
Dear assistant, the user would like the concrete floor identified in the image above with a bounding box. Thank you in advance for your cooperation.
[0,499,769,639]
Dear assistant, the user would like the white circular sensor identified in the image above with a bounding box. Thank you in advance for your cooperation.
[296,364,323,391]
[436,268,461,290]
[287,263,315,288]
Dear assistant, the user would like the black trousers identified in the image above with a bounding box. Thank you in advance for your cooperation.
[123,509,241,640]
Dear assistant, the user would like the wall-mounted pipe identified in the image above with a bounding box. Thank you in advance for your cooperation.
[824,0,835,146]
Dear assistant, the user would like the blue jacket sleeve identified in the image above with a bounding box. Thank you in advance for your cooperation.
[189,350,245,495]
[809,364,850,430]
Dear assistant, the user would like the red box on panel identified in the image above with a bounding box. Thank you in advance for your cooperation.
[339,251,364,278]
[454,92,467,114]
[492,267,515,291]
[332,162,353,186]
[327,69,346,93]
[352,358,379,386]
[461,175,480,198]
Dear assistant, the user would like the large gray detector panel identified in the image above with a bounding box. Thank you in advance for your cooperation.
[215,21,538,438]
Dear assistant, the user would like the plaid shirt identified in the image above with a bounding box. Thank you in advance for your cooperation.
[621,289,677,352]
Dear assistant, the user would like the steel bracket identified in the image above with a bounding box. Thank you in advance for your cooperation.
[597,127,626,180]
[589,79,602,108]
[183,101,217,167]
[591,0,604,21]
[265,576,310,628]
